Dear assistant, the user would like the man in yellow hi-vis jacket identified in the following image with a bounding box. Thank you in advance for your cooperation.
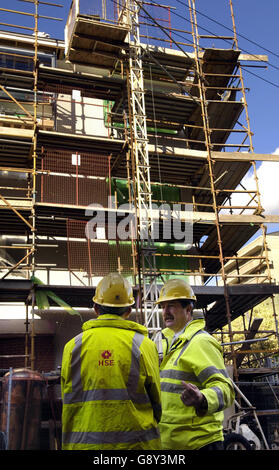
[156,278,234,450]
[61,273,162,450]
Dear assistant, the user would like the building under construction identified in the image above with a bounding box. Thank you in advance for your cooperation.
[0,0,279,450]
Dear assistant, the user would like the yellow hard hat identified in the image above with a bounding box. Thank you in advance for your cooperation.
[156,278,196,304]
[93,273,135,307]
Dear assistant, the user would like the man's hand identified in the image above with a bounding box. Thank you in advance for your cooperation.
[180,381,207,415]
[180,381,203,407]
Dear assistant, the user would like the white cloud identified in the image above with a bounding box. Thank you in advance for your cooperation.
[256,161,279,215]
[222,148,279,215]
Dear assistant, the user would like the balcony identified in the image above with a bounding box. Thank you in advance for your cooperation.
[64,0,130,70]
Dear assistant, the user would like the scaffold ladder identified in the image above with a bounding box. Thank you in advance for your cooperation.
[127,0,161,336]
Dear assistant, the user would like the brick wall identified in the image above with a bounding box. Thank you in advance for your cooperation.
[0,335,55,372]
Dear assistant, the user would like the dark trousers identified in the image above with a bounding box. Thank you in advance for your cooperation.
[199,441,224,450]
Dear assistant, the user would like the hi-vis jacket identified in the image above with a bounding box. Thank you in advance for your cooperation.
[159,318,235,450]
[61,314,162,450]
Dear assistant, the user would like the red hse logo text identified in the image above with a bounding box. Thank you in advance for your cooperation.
[98,350,114,366]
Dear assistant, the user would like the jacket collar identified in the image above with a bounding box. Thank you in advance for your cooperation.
[162,318,206,344]
[82,314,148,336]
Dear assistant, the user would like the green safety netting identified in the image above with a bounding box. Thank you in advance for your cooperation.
[31,276,83,321]
[110,177,180,207]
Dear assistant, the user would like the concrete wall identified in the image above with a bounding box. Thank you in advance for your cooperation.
[56,92,109,137]
[267,232,279,282]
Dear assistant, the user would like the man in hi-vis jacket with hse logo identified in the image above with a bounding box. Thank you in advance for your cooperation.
[156,278,234,451]
[61,273,162,450]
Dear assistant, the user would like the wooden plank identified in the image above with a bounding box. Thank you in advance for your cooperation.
[142,44,268,63]
[161,209,279,225]
[238,367,279,375]
[212,151,279,162]
[256,410,279,416]
[76,17,129,40]
[0,126,34,138]
[0,198,32,209]
[0,116,54,130]
[35,202,279,225]
[239,53,268,62]
[218,213,279,224]
[148,145,279,162]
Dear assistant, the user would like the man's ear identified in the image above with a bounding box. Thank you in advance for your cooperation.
[94,304,101,316]
[186,303,194,316]
[122,306,132,319]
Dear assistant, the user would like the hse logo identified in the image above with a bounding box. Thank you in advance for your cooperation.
[99,350,115,366]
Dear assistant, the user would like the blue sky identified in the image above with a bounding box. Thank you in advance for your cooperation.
[2,0,279,236]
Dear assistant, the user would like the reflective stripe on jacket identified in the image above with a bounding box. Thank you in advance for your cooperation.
[61,314,162,450]
[159,318,235,450]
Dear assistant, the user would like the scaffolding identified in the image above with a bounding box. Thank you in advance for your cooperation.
[0,0,62,370]
[0,0,279,381]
